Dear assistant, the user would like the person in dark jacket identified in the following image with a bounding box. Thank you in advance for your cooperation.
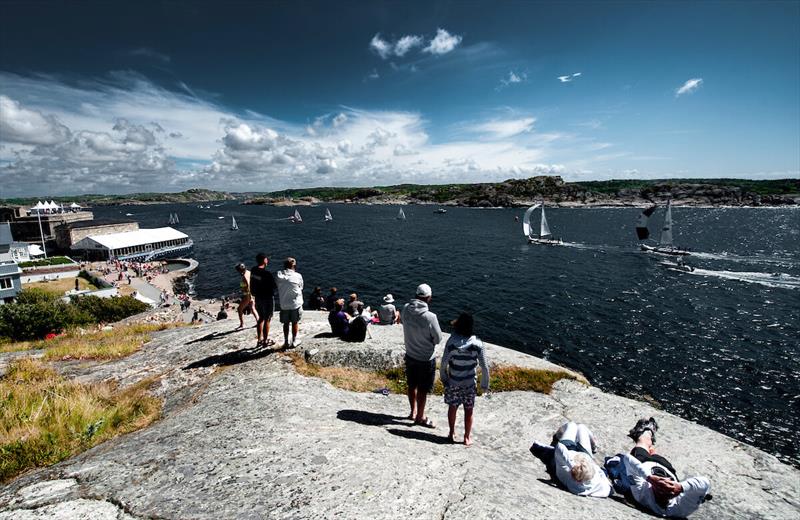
[250,253,276,347]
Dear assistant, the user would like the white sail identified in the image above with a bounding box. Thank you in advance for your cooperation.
[168,213,175,225]
[540,204,552,237]
[294,209,302,222]
[175,213,179,224]
[660,200,673,247]
[231,216,238,230]
[324,208,333,221]
[397,208,406,220]
[522,203,540,237]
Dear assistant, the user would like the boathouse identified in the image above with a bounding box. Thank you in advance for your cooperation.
[71,227,193,261]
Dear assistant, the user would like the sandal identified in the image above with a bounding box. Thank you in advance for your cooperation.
[414,417,435,429]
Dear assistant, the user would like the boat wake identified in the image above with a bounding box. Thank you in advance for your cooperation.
[681,268,800,289]
[690,251,800,267]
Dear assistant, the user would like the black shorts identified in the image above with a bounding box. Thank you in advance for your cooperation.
[630,447,677,477]
[405,355,436,393]
[254,298,274,322]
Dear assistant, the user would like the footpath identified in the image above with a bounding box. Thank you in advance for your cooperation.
[1,312,798,519]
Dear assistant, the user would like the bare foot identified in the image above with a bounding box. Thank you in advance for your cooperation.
[447,433,456,443]
[464,436,472,447]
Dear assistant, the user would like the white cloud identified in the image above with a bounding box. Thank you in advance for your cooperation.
[470,117,536,139]
[0,95,71,145]
[423,28,462,55]
[675,78,703,97]
[128,47,171,63]
[395,35,423,57]
[366,69,380,81]
[369,34,393,59]
[497,71,527,91]
[332,113,348,127]
[558,72,582,83]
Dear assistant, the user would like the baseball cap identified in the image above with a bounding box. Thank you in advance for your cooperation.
[415,283,432,297]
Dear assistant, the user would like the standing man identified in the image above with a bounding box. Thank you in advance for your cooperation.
[400,283,442,428]
[250,253,276,347]
[275,257,304,348]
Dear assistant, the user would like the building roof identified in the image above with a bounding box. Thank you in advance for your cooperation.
[0,223,14,246]
[85,227,188,250]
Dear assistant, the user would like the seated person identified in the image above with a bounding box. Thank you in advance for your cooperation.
[216,305,228,320]
[532,421,611,498]
[345,303,371,342]
[621,417,711,518]
[328,298,350,338]
[346,292,363,316]
[309,286,326,311]
[376,293,399,325]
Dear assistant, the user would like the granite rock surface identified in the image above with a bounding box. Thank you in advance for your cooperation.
[1,312,798,519]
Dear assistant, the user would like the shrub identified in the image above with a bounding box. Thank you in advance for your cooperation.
[17,256,76,268]
[0,290,149,342]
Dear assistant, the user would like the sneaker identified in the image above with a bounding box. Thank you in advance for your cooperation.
[628,417,659,443]
[291,338,302,348]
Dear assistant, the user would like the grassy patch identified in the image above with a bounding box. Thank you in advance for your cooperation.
[0,358,161,482]
[0,323,181,359]
[18,256,76,268]
[27,277,98,296]
[288,354,575,396]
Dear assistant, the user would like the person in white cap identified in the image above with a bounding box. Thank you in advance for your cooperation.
[399,283,442,427]
[376,293,399,325]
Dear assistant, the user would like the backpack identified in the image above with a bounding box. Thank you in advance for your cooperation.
[346,317,368,342]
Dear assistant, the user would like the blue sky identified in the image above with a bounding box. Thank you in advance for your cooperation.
[0,0,798,196]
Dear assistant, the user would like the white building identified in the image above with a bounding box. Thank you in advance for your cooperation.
[71,227,193,261]
[0,223,22,304]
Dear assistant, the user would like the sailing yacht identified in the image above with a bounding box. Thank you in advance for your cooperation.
[292,209,303,223]
[324,208,333,222]
[523,202,563,245]
[397,208,406,220]
[231,216,238,230]
[168,213,176,225]
[637,200,689,256]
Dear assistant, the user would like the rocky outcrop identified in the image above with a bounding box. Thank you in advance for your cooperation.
[1,313,798,519]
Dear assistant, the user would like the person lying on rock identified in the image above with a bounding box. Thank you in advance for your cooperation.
[619,417,712,518]
[439,312,489,446]
[530,422,612,497]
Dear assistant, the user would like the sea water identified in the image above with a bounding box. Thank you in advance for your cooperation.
[95,203,800,466]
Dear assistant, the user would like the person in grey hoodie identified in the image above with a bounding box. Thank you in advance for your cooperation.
[400,283,443,428]
[440,312,489,446]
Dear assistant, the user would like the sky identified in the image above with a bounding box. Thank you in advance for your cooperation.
[0,0,798,197]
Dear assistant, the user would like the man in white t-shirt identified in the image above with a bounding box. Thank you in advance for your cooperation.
[275,257,304,348]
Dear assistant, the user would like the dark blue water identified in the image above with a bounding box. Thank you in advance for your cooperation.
[96,203,800,466]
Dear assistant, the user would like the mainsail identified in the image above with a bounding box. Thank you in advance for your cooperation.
[636,206,657,240]
[168,213,175,225]
[397,208,406,220]
[540,204,552,237]
[522,203,541,238]
[294,209,303,223]
[231,216,238,230]
[174,213,179,224]
[324,208,333,221]
[660,200,673,247]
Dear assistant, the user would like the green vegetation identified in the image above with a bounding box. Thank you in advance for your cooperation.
[1,188,234,207]
[0,289,149,342]
[288,353,576,395]
[0,357,161,482]
[26,277,98,296]
[245,177,799,207]
[18,256,76,269]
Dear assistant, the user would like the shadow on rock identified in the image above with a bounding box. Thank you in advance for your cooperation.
[336,409,409,426]
[183,345,287,369]
[386,428,453,445]
[186,327,250,345]
[314,332,339,339]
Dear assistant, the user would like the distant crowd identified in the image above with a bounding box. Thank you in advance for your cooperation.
[227,253,711,518]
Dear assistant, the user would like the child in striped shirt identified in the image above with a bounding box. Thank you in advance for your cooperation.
[440,312,489,446]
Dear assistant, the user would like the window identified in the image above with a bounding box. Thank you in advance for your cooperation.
[0,277,12,290]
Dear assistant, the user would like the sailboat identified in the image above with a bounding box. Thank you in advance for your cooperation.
[168,213,176,225]
[638,200,689,256]
[174,213,179,224]
[523,202,563,245]
[231,216,238,230]
[397,208,406,220]
[324,208,333,222]
[292,209,303,223]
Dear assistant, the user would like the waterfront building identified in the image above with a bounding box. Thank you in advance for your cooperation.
[71,227,193,261]
[57,220,139,250]
[0,223,23,304]
[0,204,94,252]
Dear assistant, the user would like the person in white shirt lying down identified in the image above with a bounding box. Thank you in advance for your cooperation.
[552,421,613,498]
[623,417,712,518]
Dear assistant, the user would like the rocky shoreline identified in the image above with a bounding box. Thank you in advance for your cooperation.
[1,312,798,519]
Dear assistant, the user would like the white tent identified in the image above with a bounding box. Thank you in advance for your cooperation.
[28,244,45,257]
[70,202,81,208]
